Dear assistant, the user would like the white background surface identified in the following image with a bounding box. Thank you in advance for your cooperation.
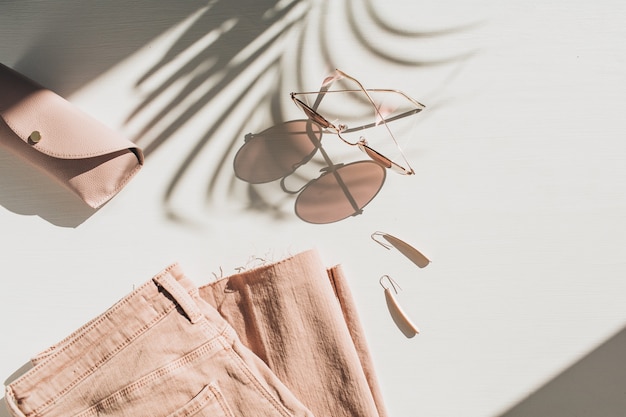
[1,1,625,416]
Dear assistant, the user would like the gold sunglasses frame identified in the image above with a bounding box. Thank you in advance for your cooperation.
[291,69,425,175]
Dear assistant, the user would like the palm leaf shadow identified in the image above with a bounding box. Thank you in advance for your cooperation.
[124,0,481,223]
[128,0,305,156]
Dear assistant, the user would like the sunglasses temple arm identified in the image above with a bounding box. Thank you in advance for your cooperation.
[342,109,423,134]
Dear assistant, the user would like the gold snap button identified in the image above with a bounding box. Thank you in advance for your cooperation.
[29,131,42,144]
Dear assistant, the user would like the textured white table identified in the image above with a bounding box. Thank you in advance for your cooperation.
[1,1,625,416]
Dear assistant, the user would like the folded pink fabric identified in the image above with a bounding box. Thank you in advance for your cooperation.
[5,250,386,417]
[199,249,388,417]
[6,264,313,417]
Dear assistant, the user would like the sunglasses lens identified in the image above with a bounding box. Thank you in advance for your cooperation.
[294,161,386,224]
[234,120,321,184]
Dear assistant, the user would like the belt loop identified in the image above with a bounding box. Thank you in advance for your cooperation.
[5,386,28,417]
[153,271,203,324]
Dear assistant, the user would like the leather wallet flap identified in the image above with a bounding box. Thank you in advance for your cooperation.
[1,88,143,162]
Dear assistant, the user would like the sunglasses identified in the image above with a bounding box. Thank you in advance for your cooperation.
[291,69,425,176]
[233,70,424,224]
[234,120,386,224]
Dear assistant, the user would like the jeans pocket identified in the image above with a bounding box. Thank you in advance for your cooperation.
[165,383,234,417]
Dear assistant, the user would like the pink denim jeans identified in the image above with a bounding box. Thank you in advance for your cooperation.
[5,250,386,417]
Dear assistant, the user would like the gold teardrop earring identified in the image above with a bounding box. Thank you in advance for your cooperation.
[380,275,420,338]
[371,231,431,268]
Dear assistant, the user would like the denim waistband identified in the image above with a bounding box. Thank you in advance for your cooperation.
[6,264,232,417]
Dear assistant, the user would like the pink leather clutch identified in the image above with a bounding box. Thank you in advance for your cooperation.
[0,63,143,208]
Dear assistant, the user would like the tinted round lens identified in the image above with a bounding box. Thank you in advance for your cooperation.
[234,120,321,184]
[294,160,386,224]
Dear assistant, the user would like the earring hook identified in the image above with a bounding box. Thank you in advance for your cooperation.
[379,275,402,294]
[371,231,393,250]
